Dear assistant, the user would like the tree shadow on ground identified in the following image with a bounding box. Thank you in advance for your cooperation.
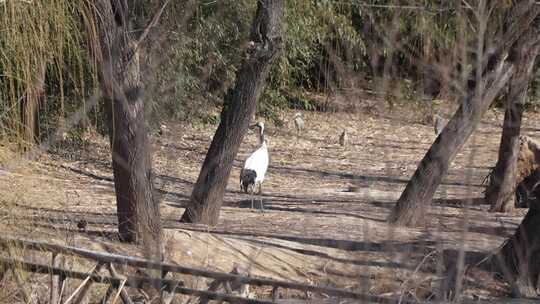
[56,163,195,187]
[437,248,508,297]
[222,193,395,207]
[432,197,488,208]
[263,164,486,188]
[33,222,120,240]
[230,200,386,222]
[236,237,412,270]
[171,224,437,253]
[5,202,118,217]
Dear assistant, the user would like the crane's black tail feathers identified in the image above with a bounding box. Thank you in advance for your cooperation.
[240,169,257,193]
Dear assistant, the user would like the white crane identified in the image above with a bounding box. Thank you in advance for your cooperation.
[240,122,268,211]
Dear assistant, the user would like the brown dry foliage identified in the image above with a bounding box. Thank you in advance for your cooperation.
[515,136,540,183]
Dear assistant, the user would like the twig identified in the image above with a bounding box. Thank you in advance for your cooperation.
[398,250,436,304]
[64,262,104,304]
[111,278,127,304]
[271,286,279,302]
[10,267,30,304]
[130,0,171,62]
[100,285,114,304]
[58,272,68,304]
[107,264,134,304]
[50,253,61,304]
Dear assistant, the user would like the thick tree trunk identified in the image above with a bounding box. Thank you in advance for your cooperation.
[387,1,540,227]
[387,63,514,226]
[485,26,540,212]
[91,0,162,257]
[180,0,284,225]
[494,204,540,297]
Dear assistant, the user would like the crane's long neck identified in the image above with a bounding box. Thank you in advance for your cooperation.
[259,126,265,145]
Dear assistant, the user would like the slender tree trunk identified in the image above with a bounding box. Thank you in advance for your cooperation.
[180,0,284,225]
[20,63,46,148]
[420,12,439,100]
[387,1,540,227]
[90,0,162,257]
[485,26,540,212]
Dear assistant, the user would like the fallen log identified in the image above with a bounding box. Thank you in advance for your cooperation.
[0,257,272,304]
[0,237,404,303]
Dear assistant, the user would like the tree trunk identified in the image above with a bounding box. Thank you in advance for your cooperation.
[387,63,514,226]
[420,14,439,99]
[494,205,540,297]
[485,25,540,212]
[20,63,46,148]
[180,0,284,225]
[90,0,162,256]
[387,1,540,227]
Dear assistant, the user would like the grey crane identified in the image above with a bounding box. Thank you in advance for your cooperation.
[339,130,348,146]
[434,114,444,136]
[293,112,304,137]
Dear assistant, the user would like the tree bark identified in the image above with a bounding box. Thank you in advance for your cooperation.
[494,205,540,297]
[387,1,540,227]
[388,63,514,226]
[485,25,540,212]
[90,0,162,256]
[180,0,284,225]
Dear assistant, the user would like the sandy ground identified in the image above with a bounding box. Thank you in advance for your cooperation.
[1,107,539,302]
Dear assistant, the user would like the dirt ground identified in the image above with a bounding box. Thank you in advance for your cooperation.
[1,106,539,303]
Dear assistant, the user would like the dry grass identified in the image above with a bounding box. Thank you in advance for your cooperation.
[1,107,540,302]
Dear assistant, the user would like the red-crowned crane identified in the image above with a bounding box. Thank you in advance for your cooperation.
[240,122,268,211]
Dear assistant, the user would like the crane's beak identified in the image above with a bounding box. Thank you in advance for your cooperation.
[249,124,258,130]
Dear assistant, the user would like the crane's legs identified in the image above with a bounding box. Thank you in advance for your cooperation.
[250,185,254,210]
[259,183,264,212]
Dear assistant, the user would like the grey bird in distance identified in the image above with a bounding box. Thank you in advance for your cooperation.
[434,114,444,136]
[339,130,348,146]
[293,112,304,136]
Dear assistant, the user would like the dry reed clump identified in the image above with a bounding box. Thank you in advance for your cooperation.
[0,0,94,149]
[0,142,23,170]
[516,136,540,183]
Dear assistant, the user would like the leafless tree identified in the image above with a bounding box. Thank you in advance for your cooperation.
[388,0,540,226]
[485,21,540,212]
[486,18,540,299]
[180,0,284,224]
[88,0,162,259]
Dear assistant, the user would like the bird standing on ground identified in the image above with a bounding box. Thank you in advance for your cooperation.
[240,122,269,211]
[77,219,87,231]
[339,130,348,146]
[293,113,304,137]
[434,114,444,136]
